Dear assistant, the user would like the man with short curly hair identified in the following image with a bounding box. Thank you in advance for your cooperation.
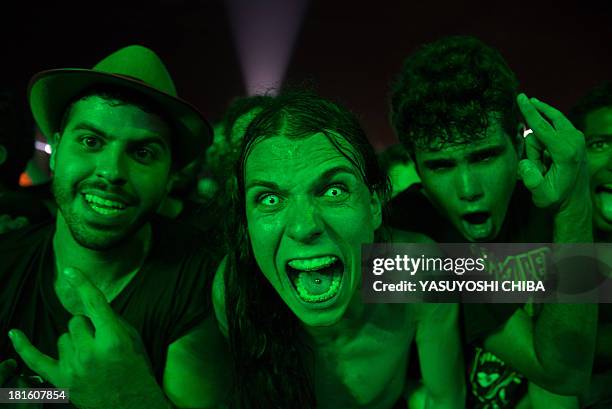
[389,36,597,408]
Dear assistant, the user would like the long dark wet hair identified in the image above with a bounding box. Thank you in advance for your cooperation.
[224,90,391,408]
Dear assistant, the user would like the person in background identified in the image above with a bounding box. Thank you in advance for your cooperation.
[569,81,612,408]
[377,143,419,198]
[0,88,53,233]
[202,94,274,199]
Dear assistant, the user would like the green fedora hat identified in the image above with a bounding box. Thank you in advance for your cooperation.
[28,45,212,167]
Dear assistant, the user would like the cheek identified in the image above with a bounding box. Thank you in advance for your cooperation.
[132,169,171,200]
[587,154,607,180]
[422,173,456,206]
[325,205,376,246]
[247,214,281,273]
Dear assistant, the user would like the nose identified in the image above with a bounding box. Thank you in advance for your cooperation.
[95,147,128,185]
[456,166,483,202]
[285,196,324,244]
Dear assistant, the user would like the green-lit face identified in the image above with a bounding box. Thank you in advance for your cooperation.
[414,121,519,242]
[244,133,381,327]
[584,107,612,235]
[51,95,173,249]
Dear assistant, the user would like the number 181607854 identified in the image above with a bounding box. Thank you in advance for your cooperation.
[1,388,69,403]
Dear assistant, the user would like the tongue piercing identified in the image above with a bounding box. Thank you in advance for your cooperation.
[314,278,322,284]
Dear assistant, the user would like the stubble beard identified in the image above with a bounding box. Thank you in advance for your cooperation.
[52,178,154,251]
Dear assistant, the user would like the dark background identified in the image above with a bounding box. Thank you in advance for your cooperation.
[1,0,610,150]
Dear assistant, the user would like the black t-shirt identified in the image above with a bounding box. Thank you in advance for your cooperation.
[0,217,217,406]
[389,183,553,408]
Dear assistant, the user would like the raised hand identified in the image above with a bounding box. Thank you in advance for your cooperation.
[9,268,169,409]
[516,93,589,210]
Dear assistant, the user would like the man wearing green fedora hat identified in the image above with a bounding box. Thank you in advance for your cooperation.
[0,45,231,408]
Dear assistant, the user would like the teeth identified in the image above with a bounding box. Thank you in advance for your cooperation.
[89,204,122,215]
[84,194,126,210]
[288,256,338,271]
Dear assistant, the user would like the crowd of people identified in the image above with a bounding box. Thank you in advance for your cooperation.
[0,35,610,409]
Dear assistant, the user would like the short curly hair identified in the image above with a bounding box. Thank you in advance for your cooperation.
[568,81,612,131]
[389,35,521,155]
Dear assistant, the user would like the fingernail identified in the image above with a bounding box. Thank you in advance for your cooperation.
[531,97,539,103]
[518,93,527,101]
[8,329,16,340]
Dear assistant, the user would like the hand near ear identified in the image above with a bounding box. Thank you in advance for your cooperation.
[516,93,589,211]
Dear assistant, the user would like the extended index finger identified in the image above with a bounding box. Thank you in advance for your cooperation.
[63,267,117,330]
[530,97,575,131]
[8,330,59,383]
[517,93,556,145]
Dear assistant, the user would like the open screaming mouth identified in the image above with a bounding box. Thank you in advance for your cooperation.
[462,211,490,224]
[286,256,344,303]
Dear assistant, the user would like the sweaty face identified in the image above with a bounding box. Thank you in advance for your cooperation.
[51,95,173,250]
[584,107,612,236]
[414,122,519,242]
[244,133,381,327]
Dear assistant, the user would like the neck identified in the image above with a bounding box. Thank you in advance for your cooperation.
[53,212,151,288]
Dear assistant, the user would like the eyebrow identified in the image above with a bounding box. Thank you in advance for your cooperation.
[466,144,506,161]
[422,158,455,168]
[245,165,360,191]
[421,144,506,167]
[70,122,170,149]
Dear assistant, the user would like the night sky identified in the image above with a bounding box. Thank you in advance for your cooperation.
[1,0,610,150]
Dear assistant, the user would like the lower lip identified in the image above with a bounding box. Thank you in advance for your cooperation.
[461,216,494,241]
[595,190,612,223]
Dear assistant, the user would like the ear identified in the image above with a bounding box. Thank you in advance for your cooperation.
[515,123,526,160]
[49,132,61,172]
[370,191,383,231]
[0,144,7,166]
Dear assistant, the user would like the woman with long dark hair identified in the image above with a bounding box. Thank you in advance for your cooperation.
[213,90,465,409]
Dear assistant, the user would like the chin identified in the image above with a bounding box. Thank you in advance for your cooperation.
[297,308,345,328]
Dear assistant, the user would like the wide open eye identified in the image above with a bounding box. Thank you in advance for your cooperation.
[322,185,348,200]
[133,147,156,163]
[80,135,103,150]
[258,193,282,207]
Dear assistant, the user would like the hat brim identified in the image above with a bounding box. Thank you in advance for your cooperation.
[28,69,212,167]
